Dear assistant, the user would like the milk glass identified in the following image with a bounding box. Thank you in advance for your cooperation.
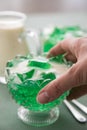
[0,11,29,76]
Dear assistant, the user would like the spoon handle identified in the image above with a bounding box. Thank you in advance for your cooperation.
[64,99,87,123]
[72,99,87,114]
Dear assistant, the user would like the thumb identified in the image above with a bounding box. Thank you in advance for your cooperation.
[37,63,81,104]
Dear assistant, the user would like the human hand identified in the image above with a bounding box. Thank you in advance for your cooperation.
[37,37,87,104]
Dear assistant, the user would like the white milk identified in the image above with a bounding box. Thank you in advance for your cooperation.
[0,12,29,75]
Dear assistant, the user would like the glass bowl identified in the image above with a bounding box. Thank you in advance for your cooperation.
[5,55,69,127]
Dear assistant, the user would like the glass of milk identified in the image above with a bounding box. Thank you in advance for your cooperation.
[0,11,29,76]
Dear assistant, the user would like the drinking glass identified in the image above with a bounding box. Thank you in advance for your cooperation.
[0,11,29,76]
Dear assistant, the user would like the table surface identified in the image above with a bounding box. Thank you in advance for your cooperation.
[0,13,87,130]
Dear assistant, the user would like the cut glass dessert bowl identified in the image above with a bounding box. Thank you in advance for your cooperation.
[5,55,69,127]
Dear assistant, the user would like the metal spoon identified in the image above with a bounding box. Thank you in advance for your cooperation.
[64,99,87,123]
[71,99,87,114]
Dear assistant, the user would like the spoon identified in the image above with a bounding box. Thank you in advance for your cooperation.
[71,99,87,114]
[64,99,87,123]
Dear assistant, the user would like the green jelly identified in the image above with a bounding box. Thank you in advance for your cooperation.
[8,77,69,111]
[49,55,65,64]
[43,26,86,53]
[40,72,56,80]
[28,59,51,69]
[40,79,52,88]
[63,26,81,32]
[6,61,14,67]
[17,69,35,82]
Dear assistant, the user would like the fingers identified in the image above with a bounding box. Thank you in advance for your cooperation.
[47,37,87,60]
[64,53,77,63]
[37,63,80,104]
[37,37,87,104]
[67,85,87,100]
[47,42,65,58]
[47,38,76,58]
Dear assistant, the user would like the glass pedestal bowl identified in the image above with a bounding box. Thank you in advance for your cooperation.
[5,55,69,127]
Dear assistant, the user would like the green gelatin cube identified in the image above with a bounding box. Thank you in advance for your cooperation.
[63,26,81,32]
[6,61,14,67]
[49,54,64,64]
[40,79,52,88]
[43,28,65,52]
[17,69,35,82]
[28,59,51,69]
[35,79,44,86]
[43,33,64,53]
[40,72,56,80]
[43,40,54,52]
[50,27,65,37]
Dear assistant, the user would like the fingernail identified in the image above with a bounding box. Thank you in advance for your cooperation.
[47,53,53,58]
[37,92,50,104]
